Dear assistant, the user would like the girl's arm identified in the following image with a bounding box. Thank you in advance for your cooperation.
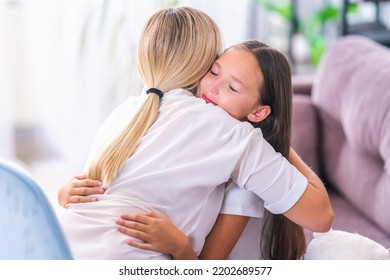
[116,212,197,259]
[284,148,334,232]
[199,214,249,259]
[116,212,248,260]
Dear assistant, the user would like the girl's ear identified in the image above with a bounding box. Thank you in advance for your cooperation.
[247,105,271,123]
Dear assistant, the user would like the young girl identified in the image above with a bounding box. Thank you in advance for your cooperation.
[58,7,333,260]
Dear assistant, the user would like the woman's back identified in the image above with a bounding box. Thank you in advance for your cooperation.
[61,89,255,259]
[60,88,304,259]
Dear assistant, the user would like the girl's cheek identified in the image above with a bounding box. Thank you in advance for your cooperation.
[198,81,208,95]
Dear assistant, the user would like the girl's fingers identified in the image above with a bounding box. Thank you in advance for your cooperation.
[73,173,88,180]
[64,196,97,208]
[72,186,105,196]
[117,225,150,242]
[72,179,103,189]
[58,175,102,208]
[116,218,149,233]
[127,239,154,251]
[144,211,161,218]
[65,203,74,209]
[119,212,155,225]
[69,195,98,204]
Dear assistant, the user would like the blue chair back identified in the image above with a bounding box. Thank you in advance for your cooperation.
[0,160,72,259]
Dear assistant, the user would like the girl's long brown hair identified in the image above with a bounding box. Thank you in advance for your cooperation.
[232,40,306,259]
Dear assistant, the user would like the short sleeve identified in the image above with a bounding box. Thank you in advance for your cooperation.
[220,181,264,218]
[233,130,308,215]
[263,171,307,214]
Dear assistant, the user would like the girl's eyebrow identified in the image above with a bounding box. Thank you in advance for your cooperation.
[212,61,221,69]
[231,75,244,87]
[214,61,245,87]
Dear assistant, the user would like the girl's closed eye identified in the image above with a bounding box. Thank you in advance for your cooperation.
[210,70,218,76]
[229,85,238,92]
[209,63,220,76]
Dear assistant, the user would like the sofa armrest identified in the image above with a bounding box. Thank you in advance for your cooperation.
[291,94,320,176]
[311,35,390,235]
[292,74,314,96]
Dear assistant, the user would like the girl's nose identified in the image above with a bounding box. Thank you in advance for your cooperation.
[209,81,220,95]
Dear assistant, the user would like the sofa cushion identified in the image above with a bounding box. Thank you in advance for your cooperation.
[291,94,320,175]
[311,35,390,235]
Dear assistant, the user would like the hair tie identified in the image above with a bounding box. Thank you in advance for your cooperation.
[146,88,163,100]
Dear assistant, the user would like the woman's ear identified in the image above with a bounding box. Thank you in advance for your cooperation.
[247,105,271,123]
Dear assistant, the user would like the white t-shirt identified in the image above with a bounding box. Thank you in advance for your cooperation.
[60,88,307,259]
[221,182,265,260]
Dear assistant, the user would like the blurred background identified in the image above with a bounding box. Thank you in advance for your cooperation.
[1,0,390,212]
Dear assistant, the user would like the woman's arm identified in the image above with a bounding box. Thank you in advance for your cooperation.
[58,174,104,208]
[284,148,334,232]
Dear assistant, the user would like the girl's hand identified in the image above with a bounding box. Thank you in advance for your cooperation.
[58,174,104,208]
[116,212,197,259]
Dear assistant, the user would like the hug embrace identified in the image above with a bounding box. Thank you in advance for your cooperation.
[57,6,333,260]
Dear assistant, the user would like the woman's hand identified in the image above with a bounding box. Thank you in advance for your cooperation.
[58,174,104,208]
[116,212,197,259]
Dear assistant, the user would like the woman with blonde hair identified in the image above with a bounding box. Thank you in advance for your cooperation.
[59,6,333,260]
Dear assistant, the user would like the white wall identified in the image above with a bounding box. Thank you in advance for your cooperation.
[0,1,14,160]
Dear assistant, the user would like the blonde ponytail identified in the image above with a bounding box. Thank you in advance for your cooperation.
[88,94,160,185]
[87,7,222,185]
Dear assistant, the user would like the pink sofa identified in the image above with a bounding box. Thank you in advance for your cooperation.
[291,35,390,248]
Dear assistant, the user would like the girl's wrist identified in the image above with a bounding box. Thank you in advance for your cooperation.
[171,236,198,260]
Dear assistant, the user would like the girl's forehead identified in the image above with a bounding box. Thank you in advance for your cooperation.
[217,48,263,87]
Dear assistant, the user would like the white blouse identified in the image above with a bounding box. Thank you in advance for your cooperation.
[221,182,265,260]
[59,88,307,259]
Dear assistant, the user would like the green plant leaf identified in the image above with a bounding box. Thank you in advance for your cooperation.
[305,34,327,66]
[253,0,359,67]
[315,5,339,23]
[254,0,292,20]
[347,3,358,13]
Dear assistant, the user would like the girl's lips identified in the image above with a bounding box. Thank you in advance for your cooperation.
[201,94,217,105]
